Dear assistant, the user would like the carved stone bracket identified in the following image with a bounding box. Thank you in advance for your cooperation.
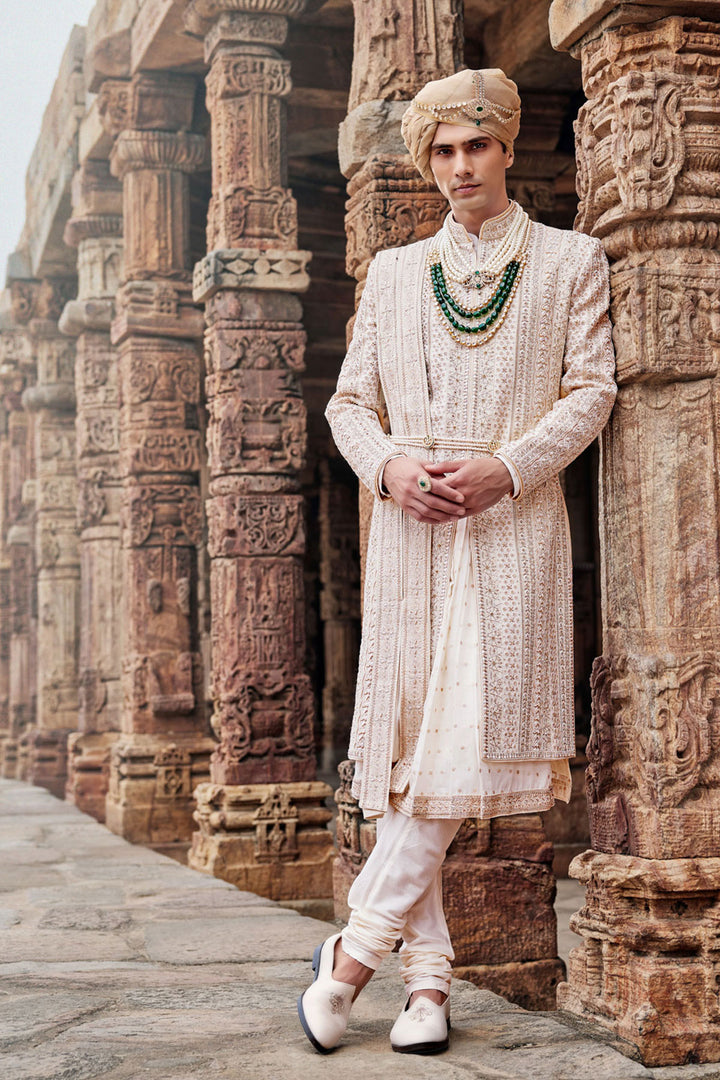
[193,248,311,302]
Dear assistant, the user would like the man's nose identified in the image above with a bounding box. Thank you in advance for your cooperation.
[454,152,472,175]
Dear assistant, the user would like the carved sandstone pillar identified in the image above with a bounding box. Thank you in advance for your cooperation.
[184,0,334,901]
[0,400,9,769]
[60,159,125,821]
[3,288,40,781]
[20,278,80,798]
[0,326,32,776]
[550,3,720,1065]
[318,458,360,773]
[333,0,565,1010]
[104,73,215,848]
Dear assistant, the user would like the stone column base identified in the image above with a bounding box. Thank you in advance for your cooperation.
[105,735,216,846]
[455,959,566,1012]
[21,729,72,799]
[66,730,118,823]
[0,737,18,778]
[189,781,335,901]
[15,740,30,782]
[558,850,720,1067]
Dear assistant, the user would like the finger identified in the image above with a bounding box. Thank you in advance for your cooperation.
[425,460,462,474]
[423,493,465,514]
[412,509,465,524]
[414,478,464,504]
[407,500,463,524]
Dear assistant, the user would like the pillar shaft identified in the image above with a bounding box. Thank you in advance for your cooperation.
[0,330,32,777]
[60,158,125,821]
[4,342,35,781]
[185,0,333,902]
[550,2,720,1064]
[103,72,215,848]
[13,279,79,798]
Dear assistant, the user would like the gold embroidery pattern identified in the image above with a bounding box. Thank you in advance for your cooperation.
[389,787,556,820]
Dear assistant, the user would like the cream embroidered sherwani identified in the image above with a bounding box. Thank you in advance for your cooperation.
[326,203,617,819]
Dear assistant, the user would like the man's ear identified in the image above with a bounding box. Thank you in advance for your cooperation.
[505,151,514,170]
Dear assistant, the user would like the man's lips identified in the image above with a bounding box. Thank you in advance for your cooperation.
[454,183,480,193]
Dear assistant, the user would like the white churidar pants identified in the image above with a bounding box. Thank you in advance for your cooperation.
[341,806,461,996]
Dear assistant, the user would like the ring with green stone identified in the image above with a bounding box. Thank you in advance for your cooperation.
[417,475,432,494]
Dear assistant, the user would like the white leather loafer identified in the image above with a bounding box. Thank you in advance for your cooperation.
[390,995,451,1055]
[297,932,355,1053]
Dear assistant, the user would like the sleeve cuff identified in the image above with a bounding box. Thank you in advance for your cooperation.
[374,452,405,500]
[494,451,523,501]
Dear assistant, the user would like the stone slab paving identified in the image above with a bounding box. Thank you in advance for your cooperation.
[1,780,720,1080]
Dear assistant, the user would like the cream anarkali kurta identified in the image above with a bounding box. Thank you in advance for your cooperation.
[326,202,617,819]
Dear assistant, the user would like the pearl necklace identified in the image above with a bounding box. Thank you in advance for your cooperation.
[434,203,531,288]
[428,204,531,348]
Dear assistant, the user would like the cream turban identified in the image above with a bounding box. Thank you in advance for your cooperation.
[401,69,521,183]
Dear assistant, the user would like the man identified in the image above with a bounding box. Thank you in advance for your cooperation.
[298,68,616,1056]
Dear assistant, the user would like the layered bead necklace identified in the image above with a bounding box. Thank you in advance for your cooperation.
[428,202,531,348]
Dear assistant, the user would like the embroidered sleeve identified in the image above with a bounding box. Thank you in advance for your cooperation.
[325,256,402,495]
[496,235,617,496]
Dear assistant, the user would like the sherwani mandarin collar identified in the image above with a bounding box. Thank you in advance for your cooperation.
[445,199,520,260]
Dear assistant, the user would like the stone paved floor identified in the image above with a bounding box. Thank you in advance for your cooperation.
[2,779,720,1080]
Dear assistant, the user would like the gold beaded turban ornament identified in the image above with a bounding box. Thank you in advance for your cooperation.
[401,68,521,183]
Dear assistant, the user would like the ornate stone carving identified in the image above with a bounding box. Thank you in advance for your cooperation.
[105,73,210,846]
[611,72,685,213]
[190,778,334,901]
[185,0,309,39]
[125,485,203,548]
[552,7,720,1066]
[154,743,192,800]
[319,459,360,767]
[348,0,464,111]
[253,785,299,861]
[207,493,304,557]
[193,248,311,302]
[98,79,130,136]
[20,293,81,787]
[188,1,332,900]
[345,158,448,282]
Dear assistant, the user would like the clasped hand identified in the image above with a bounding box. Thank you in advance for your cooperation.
[382,456,513,525]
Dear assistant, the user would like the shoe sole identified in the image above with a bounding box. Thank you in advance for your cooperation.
[391,1020,451,1055]
[391,1038,449,1055]
[297,942,335,1055]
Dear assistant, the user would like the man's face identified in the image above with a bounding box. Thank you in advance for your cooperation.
[430,123,513,227]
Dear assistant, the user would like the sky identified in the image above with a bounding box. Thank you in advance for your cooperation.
[0,1,97,280]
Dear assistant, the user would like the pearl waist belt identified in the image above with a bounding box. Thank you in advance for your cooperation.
[388,435,502,454]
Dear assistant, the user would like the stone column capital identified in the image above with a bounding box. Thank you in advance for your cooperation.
[549,0,720,52]
[98,72,197,139]
[206,51,292,102]
[184,0,310,40]
[110,131,207,179]
[64,161,123,250]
